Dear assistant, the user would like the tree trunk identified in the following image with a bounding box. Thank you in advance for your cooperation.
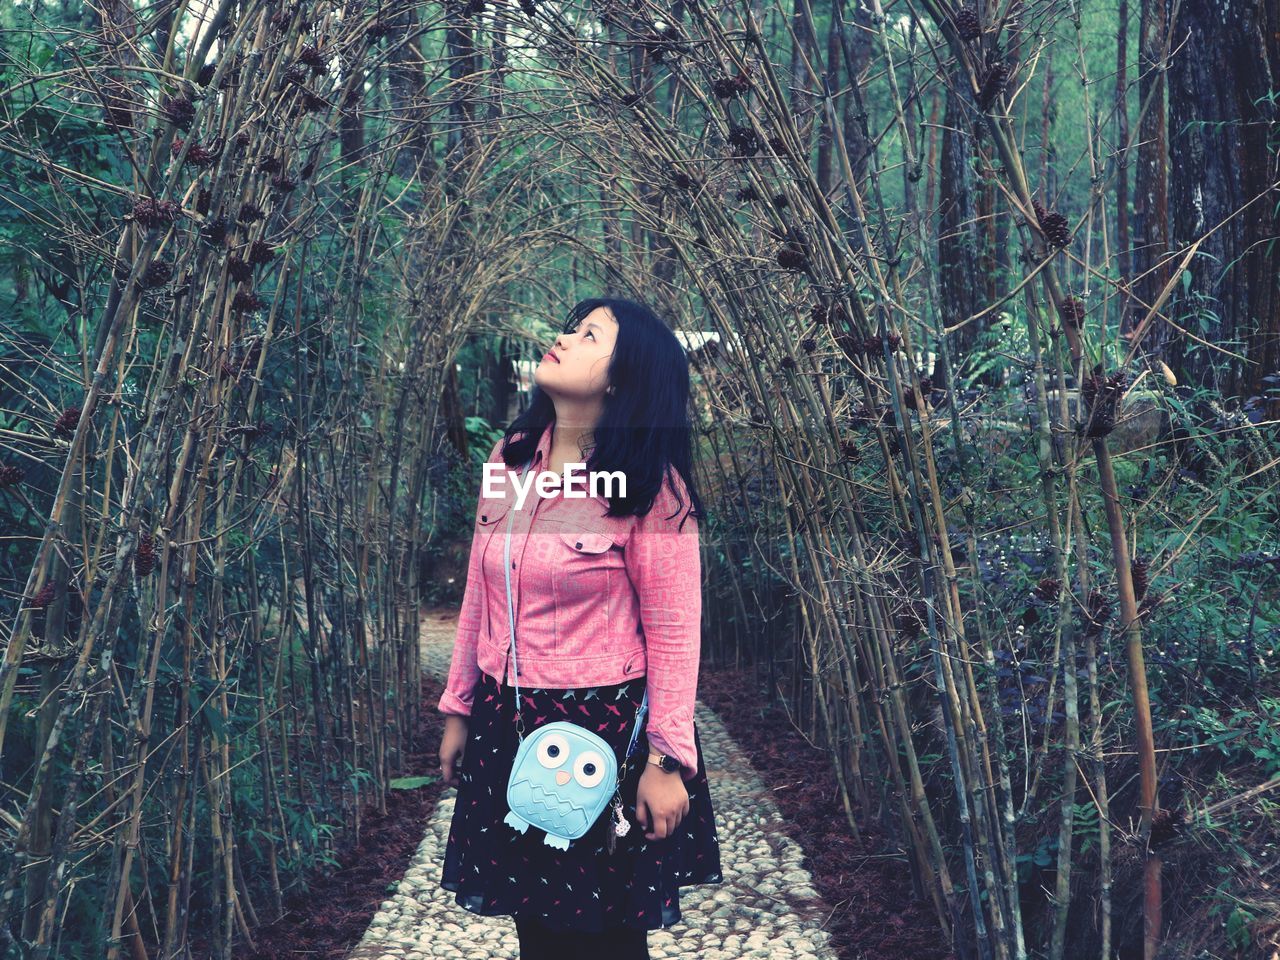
[1115,0,1131,283]
[388,5,437,185]
[937,80,984,381]
[1166,0,1280,407]
[1126,0,1170,355]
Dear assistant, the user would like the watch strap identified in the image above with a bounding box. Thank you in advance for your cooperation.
[648,752,680,773]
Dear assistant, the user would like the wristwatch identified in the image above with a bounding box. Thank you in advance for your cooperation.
[647,752,681,774]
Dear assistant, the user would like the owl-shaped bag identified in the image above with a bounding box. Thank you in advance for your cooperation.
[498,461,648,851]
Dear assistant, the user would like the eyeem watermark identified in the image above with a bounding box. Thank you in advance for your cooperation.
[482,463,627,509]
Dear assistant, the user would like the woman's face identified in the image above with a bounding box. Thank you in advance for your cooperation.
[533,306,617,400]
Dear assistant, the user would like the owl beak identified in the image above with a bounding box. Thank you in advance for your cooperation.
[556,771,571,785]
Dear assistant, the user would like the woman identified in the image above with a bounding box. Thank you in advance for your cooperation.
[436,297,723,959]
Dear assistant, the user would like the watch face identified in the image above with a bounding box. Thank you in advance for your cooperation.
[660,754,680,773]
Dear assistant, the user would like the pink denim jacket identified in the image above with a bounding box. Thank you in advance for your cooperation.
[436,421,703,782]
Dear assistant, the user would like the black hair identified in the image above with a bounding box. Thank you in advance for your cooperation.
[498,297,706,530]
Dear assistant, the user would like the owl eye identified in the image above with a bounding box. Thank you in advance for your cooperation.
[574,750,606,788]
[536,732,570,768]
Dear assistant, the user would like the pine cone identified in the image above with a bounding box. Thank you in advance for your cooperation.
[1130,555,1149,600]
[1081,366,1128,438]
[132,197,183,229]
[100,79,135,130]
[29,582,55,609]
[1083,589,1112,635]
[298,44,328,75]
[171,137,219,166]
[232,290,266,313]
[270,6,298,33]
[776,243,809,273]
[1059,296,1086,329]
[976,62,1009,110]
[142,260,174,288]
[162,94,196,130]
[248,240,276,266]
[135,532,157,577]
[712,77,739,98]
[1035,577,1061,601]
[53,406,81,438]
[953,7,981,40]
[712,72,751,98]
[227,256,254,283]
[202,216,229,247]
[727,123,760,156]
[1039,207,1071,247]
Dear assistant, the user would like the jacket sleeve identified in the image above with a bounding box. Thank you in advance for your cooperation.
[624,469,702,782]
[437,438,505,717]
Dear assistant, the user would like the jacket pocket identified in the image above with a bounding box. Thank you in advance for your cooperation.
[551,525,619,654]
[476,499,511,528]
[557,529,615,554]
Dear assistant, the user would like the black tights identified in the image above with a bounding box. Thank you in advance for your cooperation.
[514,911,650,960]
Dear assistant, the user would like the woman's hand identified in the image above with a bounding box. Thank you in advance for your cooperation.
[438,715,469,788]
[635,765,691,840]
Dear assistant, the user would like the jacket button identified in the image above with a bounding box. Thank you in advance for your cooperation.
[481,515,487,522]
[575,541,582,549]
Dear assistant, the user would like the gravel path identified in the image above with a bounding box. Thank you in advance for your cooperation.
[348,613,838,959]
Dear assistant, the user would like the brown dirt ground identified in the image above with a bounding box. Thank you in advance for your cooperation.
[696,666,955,960]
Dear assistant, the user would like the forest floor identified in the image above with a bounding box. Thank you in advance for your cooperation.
[230,605,952,960]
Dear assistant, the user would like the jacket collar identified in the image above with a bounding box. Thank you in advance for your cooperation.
[525,420,594,488]
[529,419,553,468]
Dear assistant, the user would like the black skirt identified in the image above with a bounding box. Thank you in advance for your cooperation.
[440,669,723,933]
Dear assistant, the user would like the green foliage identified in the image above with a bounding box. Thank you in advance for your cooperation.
[1016,834,1059,884]
[1071,800,1101,854]
[389,774,440,790]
